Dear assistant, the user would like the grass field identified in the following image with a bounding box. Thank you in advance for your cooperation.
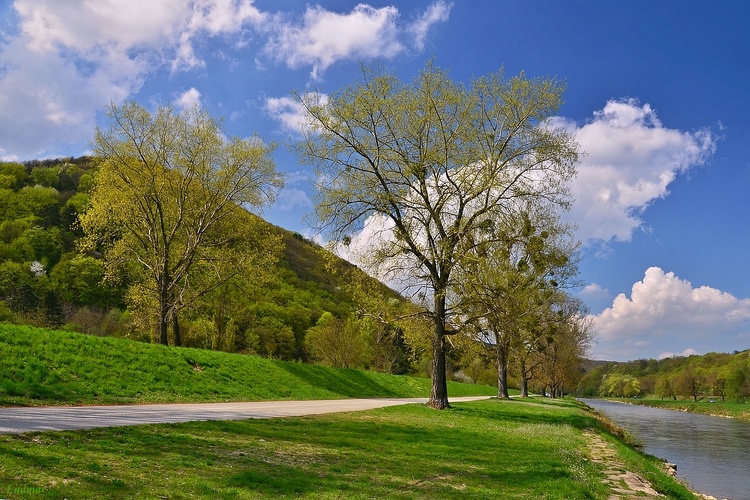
[0,324,495,407]
[0,398,696,499]
[0,325,697,498]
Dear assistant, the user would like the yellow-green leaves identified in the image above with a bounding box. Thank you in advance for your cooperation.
[81,101,284,345]
[295,61,580,408]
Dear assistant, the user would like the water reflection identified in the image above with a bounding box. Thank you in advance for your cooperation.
[580,399,750,500]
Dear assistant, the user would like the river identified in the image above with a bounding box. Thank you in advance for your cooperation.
[580,399,750,500]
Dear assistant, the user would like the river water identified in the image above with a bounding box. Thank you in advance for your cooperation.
[580,399,750,500]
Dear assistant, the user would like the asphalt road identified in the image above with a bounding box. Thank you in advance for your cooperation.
[0,396,491,434]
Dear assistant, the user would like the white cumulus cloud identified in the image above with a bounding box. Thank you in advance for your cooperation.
[263,4,401,80]
[0,0,265,159]
[176,87,202,109]
[262,2,452,80]
[590,267,750,360]
[265,95,327,134]
[580,283,611,301]
[0,1,453,159]
[553,99,716,244]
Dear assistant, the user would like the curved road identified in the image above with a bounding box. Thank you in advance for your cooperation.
[0,396,491,434]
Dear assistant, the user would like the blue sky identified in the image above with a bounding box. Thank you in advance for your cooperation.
[1,1,749,361]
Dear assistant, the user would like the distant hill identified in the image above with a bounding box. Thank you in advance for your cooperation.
[576,349,750,401]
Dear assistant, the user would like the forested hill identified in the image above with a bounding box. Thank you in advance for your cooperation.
[0,157,426,375]
[576,349,750,401]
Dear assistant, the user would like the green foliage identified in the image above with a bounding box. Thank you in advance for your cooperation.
[306,312,367,368]
[81,101,285,345]
[296,61,580,408]
[50,254,121,308]
[0,161,27,187]
[0,155,433,376]
[577,350,750,403]
[598,373,641,398]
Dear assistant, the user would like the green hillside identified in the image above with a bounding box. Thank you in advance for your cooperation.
[0,324,495,407]
[0,157,437,377]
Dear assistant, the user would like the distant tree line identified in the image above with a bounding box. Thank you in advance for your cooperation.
[577,351,750,402]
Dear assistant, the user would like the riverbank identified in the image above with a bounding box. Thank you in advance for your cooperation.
[611,397,750,421]
[583,398,750,500]
[0,398,696,498]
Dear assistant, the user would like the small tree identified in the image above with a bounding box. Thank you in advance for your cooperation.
[726,367,748,403]
[675,368,706,401]
[655,375,677,400]
[711,374,727,402]
[306,312,366,368]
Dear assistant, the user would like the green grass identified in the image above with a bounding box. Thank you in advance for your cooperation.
[623,397,750,421]
[0,398,696,499]
[0,324,495,406]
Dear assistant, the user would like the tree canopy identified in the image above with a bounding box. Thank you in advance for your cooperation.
[295,62,579,408]
[80,101,285,345]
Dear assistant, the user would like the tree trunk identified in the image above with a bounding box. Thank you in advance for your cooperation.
[520,358,529,398]
[428,294,449,409]
[172,312,181,347]
[496,340,510,399]
[159,290,169,346]
[158,269,171,345]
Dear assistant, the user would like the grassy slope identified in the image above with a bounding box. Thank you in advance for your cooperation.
[0,398,695,499]
[0,324,495,407]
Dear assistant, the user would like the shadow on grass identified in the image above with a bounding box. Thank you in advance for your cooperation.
[449,397,599,430]
[0,399,607,499]
[277,361,402,398]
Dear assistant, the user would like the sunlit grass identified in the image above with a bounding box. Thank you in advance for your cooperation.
[0,398,700,499]
[0,399,696,499]
[0,324,495,407]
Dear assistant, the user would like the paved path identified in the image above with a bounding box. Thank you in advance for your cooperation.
[0,396,491,434]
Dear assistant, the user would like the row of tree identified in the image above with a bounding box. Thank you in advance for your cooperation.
[294,61,590,406]
[577,350,750,403]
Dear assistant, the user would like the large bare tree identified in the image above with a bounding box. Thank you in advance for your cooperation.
[295,62,579,408]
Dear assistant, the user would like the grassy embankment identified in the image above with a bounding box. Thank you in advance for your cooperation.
[0,325,696,498]
[0,324,494,407]
[623,397,750,421]
[0,398,696,499]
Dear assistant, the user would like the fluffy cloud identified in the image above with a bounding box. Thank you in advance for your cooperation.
[263,4,402,80]
[554,99,716,244]
[0,0,264,159]
[264,95,327,134]
[263,2,452,79]
[590,267,750,360]
[579,283,611,301]
[0,1,452,159]
[408,1,453,51]
[176,88,202,109]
